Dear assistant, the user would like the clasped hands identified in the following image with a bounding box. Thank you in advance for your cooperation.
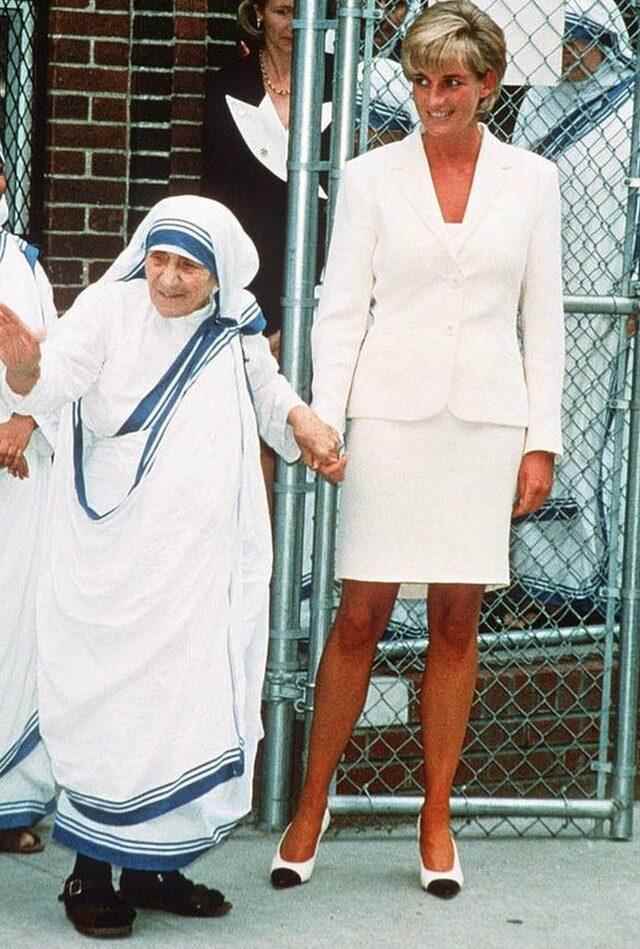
[0,415,36,479]
[288,404,346,484]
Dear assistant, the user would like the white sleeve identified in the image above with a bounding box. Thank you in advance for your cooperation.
[0,283,110,418]
[241,333,304,463]
[520,161,565,455]
[30,261,60,452]
[311,159,377,436]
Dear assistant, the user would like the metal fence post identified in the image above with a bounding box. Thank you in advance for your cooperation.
[610,38,640,840]
[259,0,329,831]
[304,0,362,751]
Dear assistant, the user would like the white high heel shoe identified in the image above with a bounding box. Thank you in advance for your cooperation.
[417,816,464,899]
[270,809,331,889]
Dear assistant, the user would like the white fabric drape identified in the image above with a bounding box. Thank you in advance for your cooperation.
[1,197,303,866]
[510,0,633,606]
[0,231,57,829]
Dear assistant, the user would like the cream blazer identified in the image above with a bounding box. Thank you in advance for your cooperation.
[311,127,565,455]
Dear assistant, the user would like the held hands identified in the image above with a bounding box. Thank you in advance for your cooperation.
[0,414,36,479]
[288,404,347,484]
[512,450,555,519]
[0,304,43,395]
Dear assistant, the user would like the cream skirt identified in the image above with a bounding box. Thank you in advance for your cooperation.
[336,411,525,584]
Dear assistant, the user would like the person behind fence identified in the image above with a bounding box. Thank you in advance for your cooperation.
[270,0,564,898]
[0,146,57,858]
[202,0,334,513]
[507,0,635,626]
[0,195,342,938]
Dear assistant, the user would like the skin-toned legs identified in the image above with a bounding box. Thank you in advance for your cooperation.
[280,579,484,870]
[419,583,484,871]
[279,579,399,861]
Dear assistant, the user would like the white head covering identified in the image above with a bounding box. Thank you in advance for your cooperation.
[513,0,633,150]
[564,0,632,64]
[99,195,261,323]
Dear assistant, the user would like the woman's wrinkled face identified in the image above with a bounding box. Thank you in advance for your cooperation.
[260,0,294,53]
[145,250,217,319]
[412,61,495,139]
[562,38,605,82]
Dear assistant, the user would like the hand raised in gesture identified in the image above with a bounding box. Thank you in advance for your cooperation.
[0,304,44,395]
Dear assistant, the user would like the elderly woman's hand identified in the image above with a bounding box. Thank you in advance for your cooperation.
[0,414,36,475]
[288,404,345,478]
[512,450,555,518]
[7,455,29,480]
[0,304,43,395]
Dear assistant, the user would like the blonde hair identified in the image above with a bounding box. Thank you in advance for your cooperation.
[238,0,265,38]
[401,0,506,115]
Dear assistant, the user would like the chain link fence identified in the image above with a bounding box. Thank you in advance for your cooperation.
[284,0,640,839]
[0,0,42,237]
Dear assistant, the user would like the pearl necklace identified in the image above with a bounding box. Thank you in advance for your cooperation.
[259,49,290,97]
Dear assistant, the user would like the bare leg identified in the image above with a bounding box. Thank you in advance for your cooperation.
[280,579,399,861]
[419,583,484,871]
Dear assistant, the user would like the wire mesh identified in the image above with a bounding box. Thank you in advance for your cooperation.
[0,0,38,236]
[300,0,639,837]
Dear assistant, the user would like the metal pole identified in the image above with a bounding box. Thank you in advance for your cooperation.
[610,32,640,839]
[259,0,329,831]
[376,624,612,661]
[329,794,619,822]
[304,0,362,754]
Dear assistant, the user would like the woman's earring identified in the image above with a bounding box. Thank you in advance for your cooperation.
[256,15,263,27]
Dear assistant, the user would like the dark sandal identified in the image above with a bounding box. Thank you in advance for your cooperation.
[59,876,136,938]
[119,869,232,918]
[0,827,44,854]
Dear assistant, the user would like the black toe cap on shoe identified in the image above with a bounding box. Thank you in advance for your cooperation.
[270,868,303,889]
[426,879,461,900]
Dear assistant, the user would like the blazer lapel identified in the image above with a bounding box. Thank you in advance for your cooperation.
[457,127,515,252]
[392,126,515,261]
[394,130,447,245]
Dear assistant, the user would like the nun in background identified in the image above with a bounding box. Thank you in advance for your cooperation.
[0,195,343,938]
[507,0,635,626]
[0,147,57,856]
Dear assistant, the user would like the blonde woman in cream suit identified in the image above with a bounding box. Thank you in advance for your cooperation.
[270,1,565,898]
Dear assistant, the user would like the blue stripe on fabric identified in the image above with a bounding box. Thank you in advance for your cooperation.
[146,226,217,279]
[116,318,212,436]
[534,76,634,160]
[72,300,264,522]
[0,712,40,779]
[65,747,244,826]
[53,812,239,871]
[0,797,56,829]
[564,13,621,57]
[121,217,217,283]
[512,497,579,526]
[17,239,40,273]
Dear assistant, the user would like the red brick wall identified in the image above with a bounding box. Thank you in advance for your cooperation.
[338,657,628,801]
[44,0,235,312]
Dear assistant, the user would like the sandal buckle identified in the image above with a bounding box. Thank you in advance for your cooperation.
[68,878,83,897]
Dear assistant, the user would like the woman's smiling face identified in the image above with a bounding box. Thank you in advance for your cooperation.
[145,251,217,319]
[412,61,495,138]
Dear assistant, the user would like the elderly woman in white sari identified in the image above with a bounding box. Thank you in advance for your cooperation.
[0,148,57,857]
[508,0,634,624]
[0,195,342,938]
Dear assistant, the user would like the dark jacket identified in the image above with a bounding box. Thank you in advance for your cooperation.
[202,50,333,335]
